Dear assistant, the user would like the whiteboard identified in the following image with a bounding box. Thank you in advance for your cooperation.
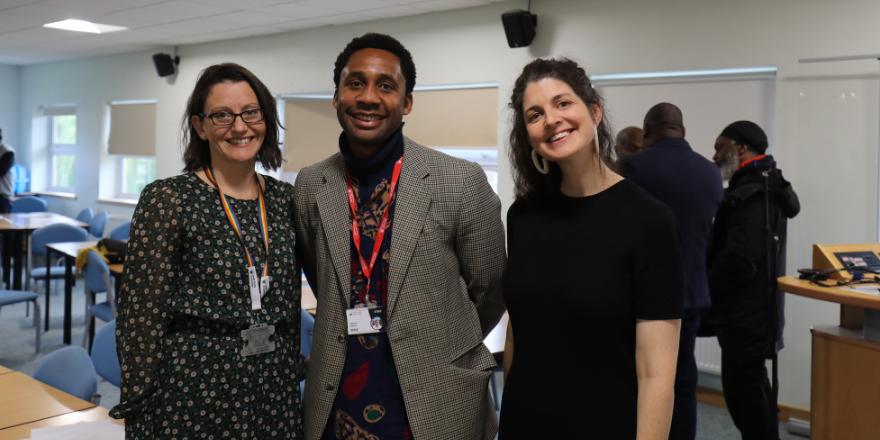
[597,78,776,162]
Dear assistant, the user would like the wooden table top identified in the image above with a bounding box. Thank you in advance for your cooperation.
[0,213,88,231]
[0,365,11,375]
[0,372,94,430]
[0,406,122,440]
[778,275,880,309]
[45,241,97,258]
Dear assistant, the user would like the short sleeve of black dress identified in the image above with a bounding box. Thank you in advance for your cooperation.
[499,179,684,440]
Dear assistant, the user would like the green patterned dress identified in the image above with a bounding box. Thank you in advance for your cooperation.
[109,173,304,439]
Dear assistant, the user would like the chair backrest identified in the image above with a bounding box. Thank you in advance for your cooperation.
[89,211,109,238]
[11,165,28,194]
[33,346,98,402]
[76,207,94,223]
[11,196,47,213]
[109,222,131,241]
[91,319,121,388]
[301,309,315,356]
[84,250,111,295]
[31,223,89,255]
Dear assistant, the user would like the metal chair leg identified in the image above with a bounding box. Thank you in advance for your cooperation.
[33,299,41,353]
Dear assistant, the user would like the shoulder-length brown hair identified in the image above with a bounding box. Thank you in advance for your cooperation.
[508,57,616,202]
[181,63,283,172]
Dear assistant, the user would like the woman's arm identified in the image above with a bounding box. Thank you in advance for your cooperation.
[635,318,681,440]
[503,320,513,381]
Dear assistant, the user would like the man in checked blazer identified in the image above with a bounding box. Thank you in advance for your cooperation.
[293,33,506,440]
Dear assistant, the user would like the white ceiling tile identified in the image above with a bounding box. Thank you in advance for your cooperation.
[252,3,337,20]
[102,0,171,6]
[87,7,198,26]
[359,5,430,19]
[411,0,488,12]
[298,0,397,14]
[135,23,214,38]
[0,0,43,12]
[303,13,372,27]
[0,11,47,33]
[144,0,238,18]
[189,0,290,8]
[88,9,175,28]
[0,28,87,49]
[207,11,292,26]
[173,17,252,32]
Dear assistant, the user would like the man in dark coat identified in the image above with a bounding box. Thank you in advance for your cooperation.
[620,103,723,440]
[703,121,800,440]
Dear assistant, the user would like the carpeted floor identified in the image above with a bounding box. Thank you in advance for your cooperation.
[0,276,120,410]
[2,275,807,439]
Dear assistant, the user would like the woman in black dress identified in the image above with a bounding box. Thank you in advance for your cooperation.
[499,58,684,439]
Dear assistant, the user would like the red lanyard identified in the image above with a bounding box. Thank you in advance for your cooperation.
[345,157,403,301]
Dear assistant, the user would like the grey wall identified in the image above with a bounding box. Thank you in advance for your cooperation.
[0,64,20,156]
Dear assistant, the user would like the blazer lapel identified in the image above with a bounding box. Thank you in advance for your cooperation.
[387,138,430,318]
[316,154,354,311]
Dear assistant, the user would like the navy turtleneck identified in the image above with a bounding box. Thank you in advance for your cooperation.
[324,122,412,439]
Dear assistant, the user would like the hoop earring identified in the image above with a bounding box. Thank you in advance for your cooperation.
[593,124,601,157]
[532,149,550,174]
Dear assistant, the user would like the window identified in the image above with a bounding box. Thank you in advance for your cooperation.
[108,101,157,199]
[49,114,76,191]
[116,156,156,198]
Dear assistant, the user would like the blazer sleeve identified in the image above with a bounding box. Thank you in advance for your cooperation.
[455,162,507,338]
[292,171,319,298]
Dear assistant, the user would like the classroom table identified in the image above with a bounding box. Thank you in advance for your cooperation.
[0,372,95,430]
[0,365,12,375]
[44,241,103,345]
[0,213,89,293]
[0,406,121,440]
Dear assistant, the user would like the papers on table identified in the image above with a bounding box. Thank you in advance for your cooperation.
[842,285,880,296]
[28,419,123,439]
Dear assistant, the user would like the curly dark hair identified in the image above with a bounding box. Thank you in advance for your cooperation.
[333,33,416,95]
[508,57,616,202]
[181,63,283,172]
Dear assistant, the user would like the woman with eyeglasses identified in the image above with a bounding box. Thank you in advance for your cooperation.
[110,63,304,439]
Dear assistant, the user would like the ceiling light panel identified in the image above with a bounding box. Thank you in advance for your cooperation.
[44,19,128,34]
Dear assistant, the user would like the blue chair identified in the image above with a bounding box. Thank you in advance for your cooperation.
[76,208,94,224]
[109,222,131,241]
[82,250,115,350]
[0,290,40,352]
[33,345,98,402]
[11,196,47,213]
[300,309,315,398]
[91,319,120,388]
[89,211,109,239]
[30,223,89,331]
[11,164,29,194]
[301,308,315,357]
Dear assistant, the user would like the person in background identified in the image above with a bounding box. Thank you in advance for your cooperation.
[0,128,15,213]
[500,57,683,440]
[293,33,506,440]
[619,103,723,440]
[110,63,304,439]
[615,125,643,158]
[703,121,800,440]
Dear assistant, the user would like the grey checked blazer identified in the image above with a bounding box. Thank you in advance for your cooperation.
[293,137,507,440]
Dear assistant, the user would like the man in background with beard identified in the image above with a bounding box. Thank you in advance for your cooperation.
[703,121,800,440]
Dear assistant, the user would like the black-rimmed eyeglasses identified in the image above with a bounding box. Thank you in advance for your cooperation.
[199,109,264,126]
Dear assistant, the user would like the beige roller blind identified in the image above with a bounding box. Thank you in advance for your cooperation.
[108,102,156,156]
[284,100,341,173]
[404,87,498,147]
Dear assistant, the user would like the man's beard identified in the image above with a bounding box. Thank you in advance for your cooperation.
[717,151,739,181]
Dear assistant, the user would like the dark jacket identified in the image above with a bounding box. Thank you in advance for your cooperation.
[620,138,723,309]
[701,155,800,357]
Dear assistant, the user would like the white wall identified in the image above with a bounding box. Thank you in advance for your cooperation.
[9,0,880,411]
[0,64,20,156]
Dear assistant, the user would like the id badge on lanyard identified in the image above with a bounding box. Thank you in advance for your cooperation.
[344,157,402,336]
[204,166,275,356]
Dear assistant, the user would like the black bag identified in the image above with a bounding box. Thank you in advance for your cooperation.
[97,238,127,264]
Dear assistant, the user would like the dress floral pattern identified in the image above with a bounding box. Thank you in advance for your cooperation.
[110,173,304,439]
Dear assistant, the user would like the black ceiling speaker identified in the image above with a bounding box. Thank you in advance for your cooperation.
[152,53,179,77]
[501,9,537,48]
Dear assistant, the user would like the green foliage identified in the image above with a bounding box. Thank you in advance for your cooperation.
[122,157,156,195]
[53,116,76,144]
[53,155,75,188]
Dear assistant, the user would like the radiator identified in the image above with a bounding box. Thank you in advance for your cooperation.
[695,337,723,374]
